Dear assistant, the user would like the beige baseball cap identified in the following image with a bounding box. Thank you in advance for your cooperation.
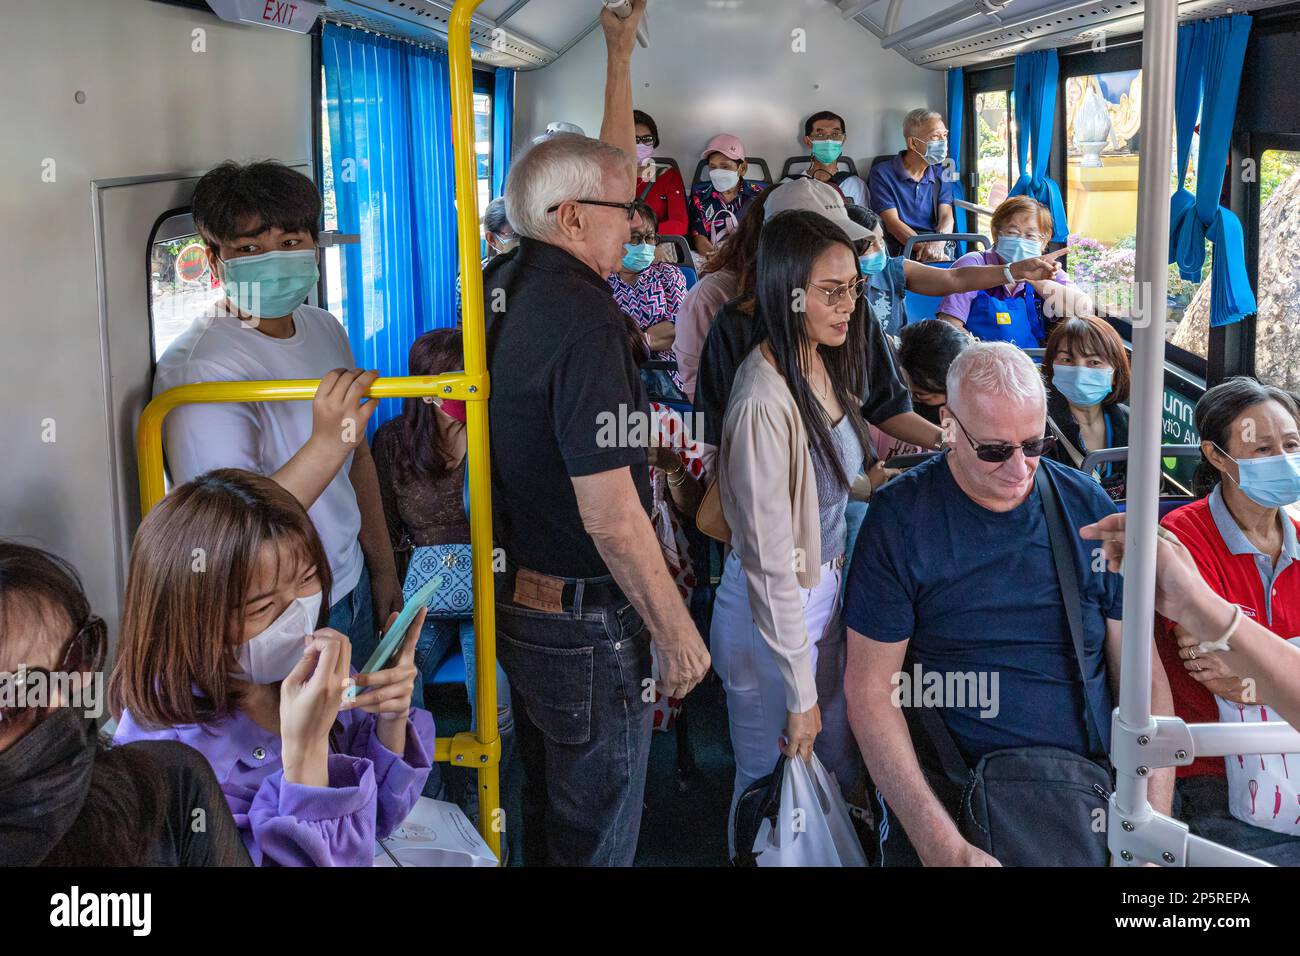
[763,176,871,242]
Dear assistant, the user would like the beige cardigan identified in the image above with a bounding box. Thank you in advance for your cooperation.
[718,347,826,713]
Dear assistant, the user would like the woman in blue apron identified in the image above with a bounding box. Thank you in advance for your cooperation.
[936,196,1091,348]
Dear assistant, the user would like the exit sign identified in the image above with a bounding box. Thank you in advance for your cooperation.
[206,0,324,33]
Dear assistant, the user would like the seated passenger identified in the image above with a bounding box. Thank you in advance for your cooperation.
[153,160,401,655]
[1042,316,1131,502]
[868,108,953,262]
[111,469,436,867]
[936,196,1092,347]
[608,201,688,398]
[371,329,516,816]
[1153,378,1300,865]
[633,109,688,239]
[848,204,1063,338]
[789,110,868,208]
[844,342,1174,866]
[0,542,247,866]
[673,187,773,403]
[871,319,971,461]
[687,133,765,257]
[711,209,895,858]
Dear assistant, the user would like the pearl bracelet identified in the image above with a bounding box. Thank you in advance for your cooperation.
[1197,604,1243,655]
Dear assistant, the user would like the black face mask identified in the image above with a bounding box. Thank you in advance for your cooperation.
[915,401,944,426]
[0,706,97,866]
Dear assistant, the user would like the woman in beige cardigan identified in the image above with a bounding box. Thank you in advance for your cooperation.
[712,209,897,857]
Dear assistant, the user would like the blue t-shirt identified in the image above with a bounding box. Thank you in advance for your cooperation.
[843,455,1122,764]
[866,255,907,336]
[868,152,954,235]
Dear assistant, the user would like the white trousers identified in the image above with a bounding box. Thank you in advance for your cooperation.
[710,550,843,858]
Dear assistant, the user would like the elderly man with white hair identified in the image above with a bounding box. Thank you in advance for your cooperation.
[843,342,1174,866]
[482,0,708,867]
[868,107,955,262]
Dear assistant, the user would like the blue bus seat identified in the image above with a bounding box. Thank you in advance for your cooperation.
[898,232,992,328]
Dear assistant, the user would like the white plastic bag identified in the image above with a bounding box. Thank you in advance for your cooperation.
[753,753,867,867]
[374,797,498,867]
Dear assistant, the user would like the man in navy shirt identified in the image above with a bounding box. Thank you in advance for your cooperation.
[868,108,955,263]
[843,342,1174,866]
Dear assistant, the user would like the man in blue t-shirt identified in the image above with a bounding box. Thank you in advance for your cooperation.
[843,342,1175,866]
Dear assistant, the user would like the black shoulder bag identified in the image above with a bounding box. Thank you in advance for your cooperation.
[912,466,1113,866]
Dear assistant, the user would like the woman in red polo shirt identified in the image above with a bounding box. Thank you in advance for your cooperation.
[633,110,688,240]
[1155,377,1300,864]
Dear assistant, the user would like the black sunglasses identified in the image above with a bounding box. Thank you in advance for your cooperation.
[546,199,639,221]
[947,408,1056,463]
[0,614,106,729]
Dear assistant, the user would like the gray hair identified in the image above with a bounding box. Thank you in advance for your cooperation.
[483,196,511,236]
[903,108,942,140]
[504,133,629,242]
[947,341,1046,413]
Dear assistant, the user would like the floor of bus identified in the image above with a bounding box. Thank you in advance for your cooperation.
[426,672,736,867]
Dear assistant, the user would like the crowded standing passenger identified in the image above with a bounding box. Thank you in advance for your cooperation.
[111,470,436,867]
[457,197,516,317]
[1042,316,1132,502]
[936,196,1092,346]
[485,0,709,867]
[791,110,868,207]
[868,108,953,262]
[687,133,766,256]
[1153,379,1300,864]
[633,110,689,239]
[0,543,248,867]
[870,318,971,461]
[844,342,1174,866]
[152,160,401,656]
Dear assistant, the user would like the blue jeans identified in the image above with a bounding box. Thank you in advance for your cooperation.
[495,589,653,867]
[331,564,378,667]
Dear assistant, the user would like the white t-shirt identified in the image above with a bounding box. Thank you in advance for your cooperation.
[153,305,365,601]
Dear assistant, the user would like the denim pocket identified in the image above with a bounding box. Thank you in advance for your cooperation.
[497,632,593,745]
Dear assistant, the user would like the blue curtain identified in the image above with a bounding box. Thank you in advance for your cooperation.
[492,67,514,199]
[1170,15,1256,327]
[1007,50,1068,243]
[322,24,459,433]
[947,68,967,237]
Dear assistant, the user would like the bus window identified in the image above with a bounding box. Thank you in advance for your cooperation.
[972,90,1018,235]
[1254,148,1300,391]
[148,212,223,363]
[474,88,493,252]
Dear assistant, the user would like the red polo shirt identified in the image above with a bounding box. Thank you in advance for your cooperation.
[1155,490,1300,777]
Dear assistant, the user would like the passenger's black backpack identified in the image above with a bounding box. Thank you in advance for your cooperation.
[732,755,786,866]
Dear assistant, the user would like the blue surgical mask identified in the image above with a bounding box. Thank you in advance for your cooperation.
[995,235,1042,264]
[1052,364,1113,407]
[1215,444,1300,508]
[219,249,319,318]
[859,250,888,276]
[622,242,656,272]
[915,138,947,166]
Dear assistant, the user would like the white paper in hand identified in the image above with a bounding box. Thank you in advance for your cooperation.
[374,797,498,867]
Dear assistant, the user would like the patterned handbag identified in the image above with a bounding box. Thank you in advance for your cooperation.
[402,544,474,619]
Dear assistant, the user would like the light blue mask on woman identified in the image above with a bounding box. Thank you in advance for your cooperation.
[1052,364,1113,407]
[1215,444,1300,508]
[622,241,656,272]
[220,249,319,318]
[995,235,1043,264]
[858,250,888,276]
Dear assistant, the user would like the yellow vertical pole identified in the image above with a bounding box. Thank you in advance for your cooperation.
[447,0,502,862]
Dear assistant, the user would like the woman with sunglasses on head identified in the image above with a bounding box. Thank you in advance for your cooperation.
[711,209,894,858]
[0,542,248,866]
[111,469,436,867]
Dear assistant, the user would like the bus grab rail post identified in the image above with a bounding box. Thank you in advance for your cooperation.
[136,370,505,862]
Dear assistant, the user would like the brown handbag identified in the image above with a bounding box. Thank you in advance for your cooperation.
[694,477,731,544]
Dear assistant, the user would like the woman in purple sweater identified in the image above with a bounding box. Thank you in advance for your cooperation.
[111,469,435,866]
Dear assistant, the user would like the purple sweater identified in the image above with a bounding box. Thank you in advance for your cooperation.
[114,705,436,866]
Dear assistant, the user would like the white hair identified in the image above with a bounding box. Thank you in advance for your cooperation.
[947,341,1046,414]
[504,134,630,242]
[903,108,942,140]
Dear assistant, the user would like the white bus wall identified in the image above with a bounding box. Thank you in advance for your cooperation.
[513,0,946,182]
[0,0,312,641]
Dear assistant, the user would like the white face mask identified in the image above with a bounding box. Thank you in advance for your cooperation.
[708,167,741,192]
[232,590,323,684]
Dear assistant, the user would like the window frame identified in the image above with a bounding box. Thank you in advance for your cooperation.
[1241,131,1300,388]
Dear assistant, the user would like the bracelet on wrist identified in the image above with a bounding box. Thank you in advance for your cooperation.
[1197,603,1243,655]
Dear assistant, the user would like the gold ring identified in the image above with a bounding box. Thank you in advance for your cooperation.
[1189,648,1198,660]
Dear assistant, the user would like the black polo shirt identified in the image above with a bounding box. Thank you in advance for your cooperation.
[695,297,914,447]
[484,237,652,579]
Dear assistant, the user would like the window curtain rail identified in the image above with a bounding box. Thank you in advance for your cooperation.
[1007,49,1068,244]
[1169,14,1256,328]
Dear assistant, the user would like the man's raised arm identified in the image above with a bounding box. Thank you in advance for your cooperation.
[597,0,645,172]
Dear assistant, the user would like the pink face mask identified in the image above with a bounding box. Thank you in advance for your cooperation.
[439,399,467,423]
[635,143,655,164]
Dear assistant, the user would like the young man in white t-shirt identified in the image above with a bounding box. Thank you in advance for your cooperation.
[154,160,402,657]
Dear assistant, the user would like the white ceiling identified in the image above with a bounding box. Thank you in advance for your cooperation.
[319,0,1299,70]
